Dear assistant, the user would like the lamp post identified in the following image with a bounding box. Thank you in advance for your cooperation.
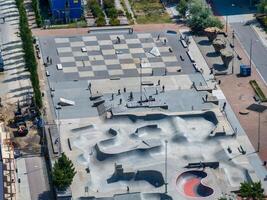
[249,39,252,68]
[164,140,168,194]
[231,30,235,74]
[139,58,142,105]
[257,101,261,152]
[55,105,62,154]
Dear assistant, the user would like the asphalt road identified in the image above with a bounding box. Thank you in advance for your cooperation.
[231,22,267,84]
[25,156,53,200]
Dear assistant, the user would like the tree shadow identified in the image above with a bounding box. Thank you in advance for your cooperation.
[206,51,220,57]
[12,90,33,98]
[213,63,228,72]
[9,85,32,93]
[198,39,212,46]
[3,74,30,83]
[38,190,54,200]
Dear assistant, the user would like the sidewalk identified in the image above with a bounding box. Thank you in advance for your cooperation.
[251,21,267,48]
[178,28,267,191]
[16,158,31,200]
[194,25,267,164]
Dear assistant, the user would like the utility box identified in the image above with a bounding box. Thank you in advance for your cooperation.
[240,64,251,77]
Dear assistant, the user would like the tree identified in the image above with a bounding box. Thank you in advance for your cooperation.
[177,0,188,18]
[52,153,76,191]
[186,0,223,33]
[239,181,265,200]
[257,0,267,14]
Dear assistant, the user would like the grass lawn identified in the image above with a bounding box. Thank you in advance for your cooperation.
[131,0,172,24]
[49,20,88,29]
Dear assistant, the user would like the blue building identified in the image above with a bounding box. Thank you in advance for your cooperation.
[49,0,83,22]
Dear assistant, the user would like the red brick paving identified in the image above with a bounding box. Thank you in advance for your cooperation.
[215,18,267,162]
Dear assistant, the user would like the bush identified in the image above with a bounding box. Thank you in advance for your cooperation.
[88,0,105,18]
[103,0,119,20]
[257,0,267,14]
[176,0,188,17]
[240,181,264,200]
[96,16,106,26]
[32,0,42,27]
[187,0,223,32]
[106,7,118,18]
[110,17,120,26]
[52,153,76,191]
[117,9,124,16]
[249,80,267,102]
[15,0,42,108]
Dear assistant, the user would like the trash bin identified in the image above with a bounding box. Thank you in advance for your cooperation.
[240,64,251,76]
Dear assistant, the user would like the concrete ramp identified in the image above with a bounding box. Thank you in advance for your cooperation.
[176,170,214,198]
[149,47,160,57]
[58,98,75,106]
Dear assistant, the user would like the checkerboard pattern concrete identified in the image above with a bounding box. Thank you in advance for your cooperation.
[54,33,181,79]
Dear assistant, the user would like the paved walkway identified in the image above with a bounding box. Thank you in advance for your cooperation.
[32,24,187,37]
[195,26,267,164]
[16,158,31,200]
[251,21,267,48]
[186,31,267,191]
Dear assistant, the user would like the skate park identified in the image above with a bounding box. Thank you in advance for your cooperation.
[38,29,267,199]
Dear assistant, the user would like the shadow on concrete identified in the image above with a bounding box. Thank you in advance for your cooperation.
[206,51,220,58]
[2,74,30,83]
[10,69,28,76]
[38,190,54,200]
[3,63,25,71]
[12,91,33,98]
[213,63,228,71]
[198,40,211,46]
[9,85,32,93]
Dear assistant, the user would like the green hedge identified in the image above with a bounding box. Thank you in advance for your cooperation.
[89,0,105,18]
[32,0,42,27]
[88,0,106,26]
[249,80,267,102]
[16,0,42,108]
[103,0,119,26]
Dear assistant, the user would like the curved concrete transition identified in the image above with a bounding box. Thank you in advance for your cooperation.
[176,170,214,198]
[107,169,164,187]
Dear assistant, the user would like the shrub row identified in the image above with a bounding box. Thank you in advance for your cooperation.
[249,80,267,102]
[256,14,267,32]
[32,0,42,27]
[88,0,106,26]
[16,0,42,108]
[103,0,120,26]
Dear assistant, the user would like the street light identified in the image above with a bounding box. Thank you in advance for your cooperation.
[55,105,62,154]
[249,39,252,68]
[139,58,142,105]
[246,103,267,153]
[164,140,168,194]
[257,101,261,152]
[231,30,235,74]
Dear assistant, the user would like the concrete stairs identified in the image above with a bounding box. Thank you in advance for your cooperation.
[23,0,37,29]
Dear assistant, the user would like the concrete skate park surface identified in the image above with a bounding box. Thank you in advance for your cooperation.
[58,110,257,199]
[38,30,267,199]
